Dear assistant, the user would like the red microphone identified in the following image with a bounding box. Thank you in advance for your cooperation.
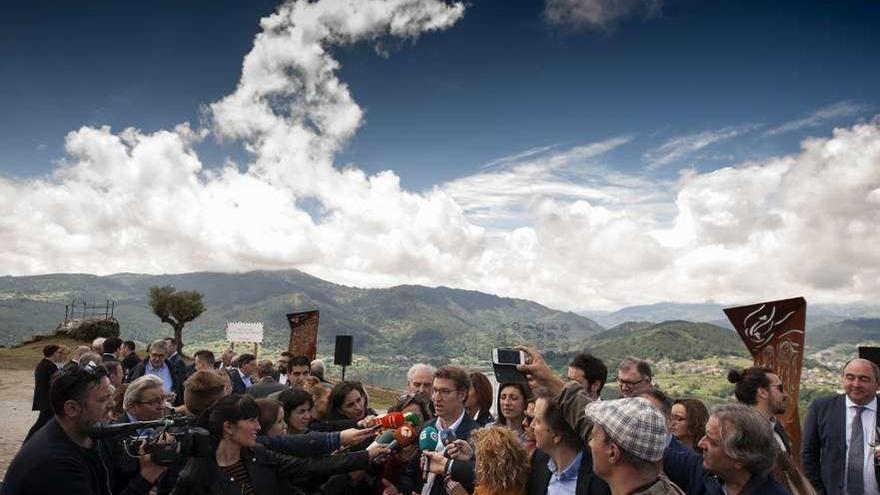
[375,411,405,429]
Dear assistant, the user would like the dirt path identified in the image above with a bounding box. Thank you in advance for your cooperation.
[0,369,35,478]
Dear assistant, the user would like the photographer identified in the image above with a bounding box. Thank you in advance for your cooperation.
[2,362,166,495]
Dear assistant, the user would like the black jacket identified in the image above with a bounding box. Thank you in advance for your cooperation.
[397,413,481,495]
[246,377,288,399]
[526,449,611,495]
[171,444,371,495]
[31,358,56,411]
[129,358,184,406]
[227,368,252,395]
[1,418,154,495]
[122,352,141,381]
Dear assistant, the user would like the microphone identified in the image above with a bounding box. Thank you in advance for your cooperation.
[87,418,176,438]
[367,429,396,450]
[403,411,421,427]
[375,411,405,429]
[419,426,439,481]
[387,424,417,450]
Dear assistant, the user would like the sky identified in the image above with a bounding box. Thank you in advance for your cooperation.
[1,0,878,312]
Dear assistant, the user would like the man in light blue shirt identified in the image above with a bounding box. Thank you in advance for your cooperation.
[128,339,183,405]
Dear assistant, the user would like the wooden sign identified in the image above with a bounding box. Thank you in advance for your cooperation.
[287,310,319,361]
[724,297,806,462]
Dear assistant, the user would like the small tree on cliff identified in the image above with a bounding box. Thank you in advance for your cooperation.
[148,285,205,355]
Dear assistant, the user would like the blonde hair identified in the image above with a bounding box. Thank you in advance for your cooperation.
[472,426,530,494]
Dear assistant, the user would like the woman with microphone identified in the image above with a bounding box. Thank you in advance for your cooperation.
[172,395,389,495]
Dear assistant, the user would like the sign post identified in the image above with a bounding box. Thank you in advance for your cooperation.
[226,321,265,359]
[724,297,806,463]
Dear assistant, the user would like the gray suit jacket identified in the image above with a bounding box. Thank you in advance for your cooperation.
[246,377,287,399]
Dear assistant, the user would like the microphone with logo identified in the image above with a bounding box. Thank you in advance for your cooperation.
[418,426,439,481]
[369,424,418,463]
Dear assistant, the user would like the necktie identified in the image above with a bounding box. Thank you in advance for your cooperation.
[848,406,866,495]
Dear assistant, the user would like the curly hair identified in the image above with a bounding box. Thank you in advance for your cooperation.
[472,426,530,494]
[673,398,709,450]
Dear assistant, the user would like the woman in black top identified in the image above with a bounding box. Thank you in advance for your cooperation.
[172,395,387,495]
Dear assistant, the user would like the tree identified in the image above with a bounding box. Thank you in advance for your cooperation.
[148,285,205,355]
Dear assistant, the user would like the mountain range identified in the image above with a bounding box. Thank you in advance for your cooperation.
[1,270,879,362]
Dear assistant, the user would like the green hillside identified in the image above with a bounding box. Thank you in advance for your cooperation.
[807,318,880,350]
[585,320,747,364]
[0,270,603,362]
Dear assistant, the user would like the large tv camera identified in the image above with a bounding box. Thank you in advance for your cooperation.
[89,414,212,465]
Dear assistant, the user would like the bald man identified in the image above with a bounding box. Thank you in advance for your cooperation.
[803,358,880,495]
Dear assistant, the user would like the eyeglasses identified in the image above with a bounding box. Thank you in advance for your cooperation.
[431,388,457,398]
[670,414,688,423]
[136,397,165,407]
[617,377,646,388]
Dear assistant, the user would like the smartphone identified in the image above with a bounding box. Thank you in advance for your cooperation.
[492,348,525,366]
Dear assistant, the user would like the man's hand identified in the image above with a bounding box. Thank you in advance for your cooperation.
[423,451,448,475]
[445,439,473,461]
[340,426,378,446]
[516,345,565,397]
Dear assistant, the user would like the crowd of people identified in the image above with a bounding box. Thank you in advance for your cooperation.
[4,335,880,495]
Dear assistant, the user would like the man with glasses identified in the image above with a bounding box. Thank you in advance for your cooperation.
[2,363,166,495]
[390,365,479,495]
[128,339,183,406]
[616,357,652,398]
[727,366,791,455]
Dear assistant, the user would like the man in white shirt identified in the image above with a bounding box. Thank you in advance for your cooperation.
[803,357,880,495]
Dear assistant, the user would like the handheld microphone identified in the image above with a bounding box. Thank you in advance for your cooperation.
[419,426,439,481]
[367,429,396,450]
[387,424,417,450]
[402,411,421,427]
[375,411,405,429]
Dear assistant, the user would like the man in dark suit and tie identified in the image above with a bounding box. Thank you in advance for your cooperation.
[24,344,64,442]
[803,358,880,495]
[391,365,480,495]
[228,353,257,395]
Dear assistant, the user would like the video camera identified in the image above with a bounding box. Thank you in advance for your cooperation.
[89,414,212,466]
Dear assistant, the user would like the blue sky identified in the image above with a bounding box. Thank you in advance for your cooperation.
[1,0,878,310]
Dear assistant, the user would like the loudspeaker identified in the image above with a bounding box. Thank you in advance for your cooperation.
[334,335,353,366]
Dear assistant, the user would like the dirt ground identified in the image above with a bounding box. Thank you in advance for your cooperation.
[0,369,35,478]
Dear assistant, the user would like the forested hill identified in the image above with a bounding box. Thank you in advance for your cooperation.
[0,270,603,360]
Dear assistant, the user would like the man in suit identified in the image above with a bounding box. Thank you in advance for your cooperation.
[228,353,256,395]
[101,337,123,362]
[247,360,287,398]
[119,340,140,382]
[163,337,187,386]
[803,357,880,495]
[527,395,610,495]
[24,344,64,442]
[390,365,480,495]
[128,339,184,406]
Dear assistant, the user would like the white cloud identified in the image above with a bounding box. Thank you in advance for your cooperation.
[544,0,661,31]
[1,0,879,314]
[644,124,759,169]
[764,101,872,137]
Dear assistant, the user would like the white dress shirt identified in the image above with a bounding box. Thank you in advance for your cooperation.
[845,395,879,495]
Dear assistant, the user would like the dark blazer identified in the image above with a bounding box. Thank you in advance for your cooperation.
[802,394,880,494]
[398,413,481,495]
[31,358,57,411]
[247,377,288,399]
[128,358,184,406]
[167,353,187,385]
[227,368,253,395]
[526,449,611,495]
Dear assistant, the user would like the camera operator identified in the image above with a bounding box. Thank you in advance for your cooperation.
[2,362,166,495]
[106,375,181,495]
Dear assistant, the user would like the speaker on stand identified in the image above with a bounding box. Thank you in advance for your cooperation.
[334,335,353,381]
